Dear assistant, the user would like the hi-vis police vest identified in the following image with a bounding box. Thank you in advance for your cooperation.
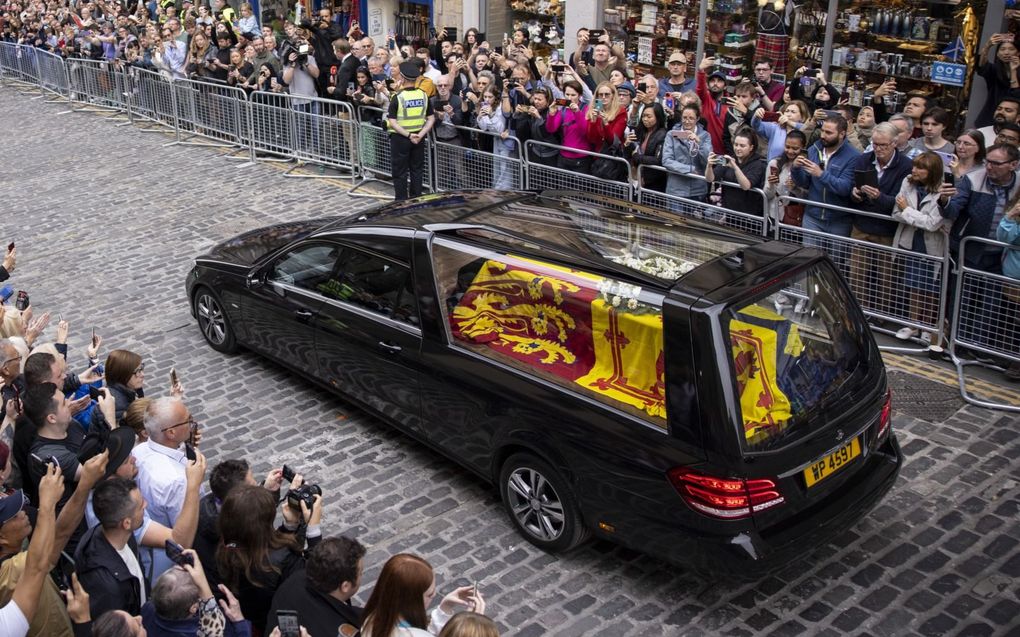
[393,88,428,134]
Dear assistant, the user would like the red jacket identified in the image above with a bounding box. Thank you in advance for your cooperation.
[585,109,628,149]
[696,71,728,154]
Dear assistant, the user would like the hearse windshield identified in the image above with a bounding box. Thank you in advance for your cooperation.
[466,199,746,282]
[723,263,874,453]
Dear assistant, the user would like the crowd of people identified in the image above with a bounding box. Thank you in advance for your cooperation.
[3,3,1020,364]
[0,249,499,634]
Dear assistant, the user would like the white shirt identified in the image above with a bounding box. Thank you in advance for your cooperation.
[0,601,29,637]
[132,440,188,528]
[423,65,442,83]
[978,125,996,149]
[115,542,147,606]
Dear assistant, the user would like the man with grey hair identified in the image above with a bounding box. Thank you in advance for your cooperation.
[141,549,249,635]
[887,114,914,156]
[132,396,206,581]
[848,121,914,318]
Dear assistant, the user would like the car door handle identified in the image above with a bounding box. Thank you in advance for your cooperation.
[294,309,315,321]
[377,340,401,354]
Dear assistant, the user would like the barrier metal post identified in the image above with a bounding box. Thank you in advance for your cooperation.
[949,236,1020,411]
[171,76,250,158]
[523,140,633,201]
[34,48,72,107]
[122,66,179,135]
[635,165,769,237]
[248,90,297,162]
[284,95,360,181]
[432,125,524,192]
[66,58,130,122]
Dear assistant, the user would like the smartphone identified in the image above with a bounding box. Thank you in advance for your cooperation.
[551,63,566,72]
[663,95,675,110]
[428,26,437,39]
[0,285,13,303]
[770,165,779,177]
[91,327,98,349]
[822,109,840,119]
[762,110,780,122]
[944,172,955,185]
[282,464,296,482]
[14,290,28,312]
[6,241,12,252]
[55,551,76,590]
[170,367,179,389]
[593,98,604,111]
[554,98,569,106]
[184,442,197,462]
[30,453,59,475]
[87,386,106,401]
[589,29,605,40]
[804,68,819,78]
[494,46,503,55]
[445,27,457,42]
[277,610,300,637]
[671,129,690,139]
[165,539,194,567]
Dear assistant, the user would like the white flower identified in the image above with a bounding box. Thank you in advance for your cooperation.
[627,298,638,310]
[612,295,622,307]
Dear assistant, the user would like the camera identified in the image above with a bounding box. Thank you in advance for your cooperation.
[282,464,322,510]
[296,43,310,65]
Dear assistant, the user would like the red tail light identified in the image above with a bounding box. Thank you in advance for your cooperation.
[667,468,785,519]
[876,390,892,442]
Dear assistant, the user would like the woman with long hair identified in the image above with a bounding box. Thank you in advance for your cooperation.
[764,129,809,224]
[475,86,515,190]
[185,30,214,77]
[511,86,560,167]
[217,483,323,634]
[545,79,593,171]
[892,152,954,344]
[751,99,810,161]
[951,129,986,179]
[706,126,767,216]
[437,613,500,637]
[975,33,1020,127]
[585,80,627,149]
[361,554,485,637]
[624,103,668,191]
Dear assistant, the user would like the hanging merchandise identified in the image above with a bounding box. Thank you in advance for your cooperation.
[506,0,564,51]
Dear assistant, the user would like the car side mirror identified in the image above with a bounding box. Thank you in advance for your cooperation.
[246,271,264,289]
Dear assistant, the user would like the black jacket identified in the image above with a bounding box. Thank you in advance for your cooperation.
[75,524,147,618]
[266,568,362,637]
[850,150,914,236]
[193,493,222,589]
[626,128,668,190]
[226,542,311,635]
[107,382,142,424]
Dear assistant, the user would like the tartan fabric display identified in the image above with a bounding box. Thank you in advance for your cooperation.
[754,34,791,75]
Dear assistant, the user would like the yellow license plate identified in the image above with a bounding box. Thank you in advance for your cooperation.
[803,437,861,488]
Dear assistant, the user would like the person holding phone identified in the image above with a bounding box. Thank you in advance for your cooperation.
[705,127,767,216]
[360,554,485,637]
[585,81,627,148]
[474,87,515,190]
[892,152,956,344]
[545,79,594,171]
[624,103,668,191]
[764,130,809,225]
[976,33,1020,128]
[751,100,810,162]
[0,241,15,284]
[661,102,713,201]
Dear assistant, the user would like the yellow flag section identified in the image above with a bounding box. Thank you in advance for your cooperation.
[575,299,667,419]
[729,304,805,445]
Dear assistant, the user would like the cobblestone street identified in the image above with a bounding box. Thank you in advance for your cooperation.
[1,87,1018,637]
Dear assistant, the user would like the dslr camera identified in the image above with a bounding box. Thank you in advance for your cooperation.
[282,464,322,509]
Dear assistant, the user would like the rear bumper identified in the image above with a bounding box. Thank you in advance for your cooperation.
[600,434,903,578]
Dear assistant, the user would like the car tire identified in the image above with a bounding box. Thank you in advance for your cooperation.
[499,453,590,553]
[193,287,238,353]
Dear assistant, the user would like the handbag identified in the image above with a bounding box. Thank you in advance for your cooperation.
[782,202,805,226]
[591,140,628,183]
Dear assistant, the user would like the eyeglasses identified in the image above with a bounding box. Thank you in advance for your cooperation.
[987,158,1015,166]
[871,142,893,149]
[596,91,613,97]
[1,355,20,367]
[670,61,687,65]
[161,416,198,434]
[132,364,145,376]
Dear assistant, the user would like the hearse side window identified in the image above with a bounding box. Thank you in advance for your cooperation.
[431,238,667,428]
[269,243,342,293]
[327,247,419,327]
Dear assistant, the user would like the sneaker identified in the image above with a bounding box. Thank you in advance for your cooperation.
[895,327,919,340]
[920,332,933,346]
[1005,361,1020,382]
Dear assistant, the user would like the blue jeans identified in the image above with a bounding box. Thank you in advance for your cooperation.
[802,213,853,271]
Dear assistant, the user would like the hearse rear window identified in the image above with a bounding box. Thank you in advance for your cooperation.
[724,264,872,452]
[432,238,668,428]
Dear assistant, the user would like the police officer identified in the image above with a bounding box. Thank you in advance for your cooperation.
[387,60,435,200]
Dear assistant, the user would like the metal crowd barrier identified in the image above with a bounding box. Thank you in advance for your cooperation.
[0,42,40,90]
[635,165,769,237]
[350,105,433,198]
[775,195,951,352]
[67,58,131,117]
[433,125,523,192]
[35,48,71,100]
[523,140,632,201]
[173,76,249,150]
[125,66,179,133]
[950,236,1020,411]
[287,95,359,180]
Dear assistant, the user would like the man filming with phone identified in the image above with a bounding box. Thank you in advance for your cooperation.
[0,242,15,284]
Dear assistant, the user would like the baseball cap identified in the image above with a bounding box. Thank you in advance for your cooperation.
[708,70,727,81]
[0,490,27,526]
[668,52,687,64]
